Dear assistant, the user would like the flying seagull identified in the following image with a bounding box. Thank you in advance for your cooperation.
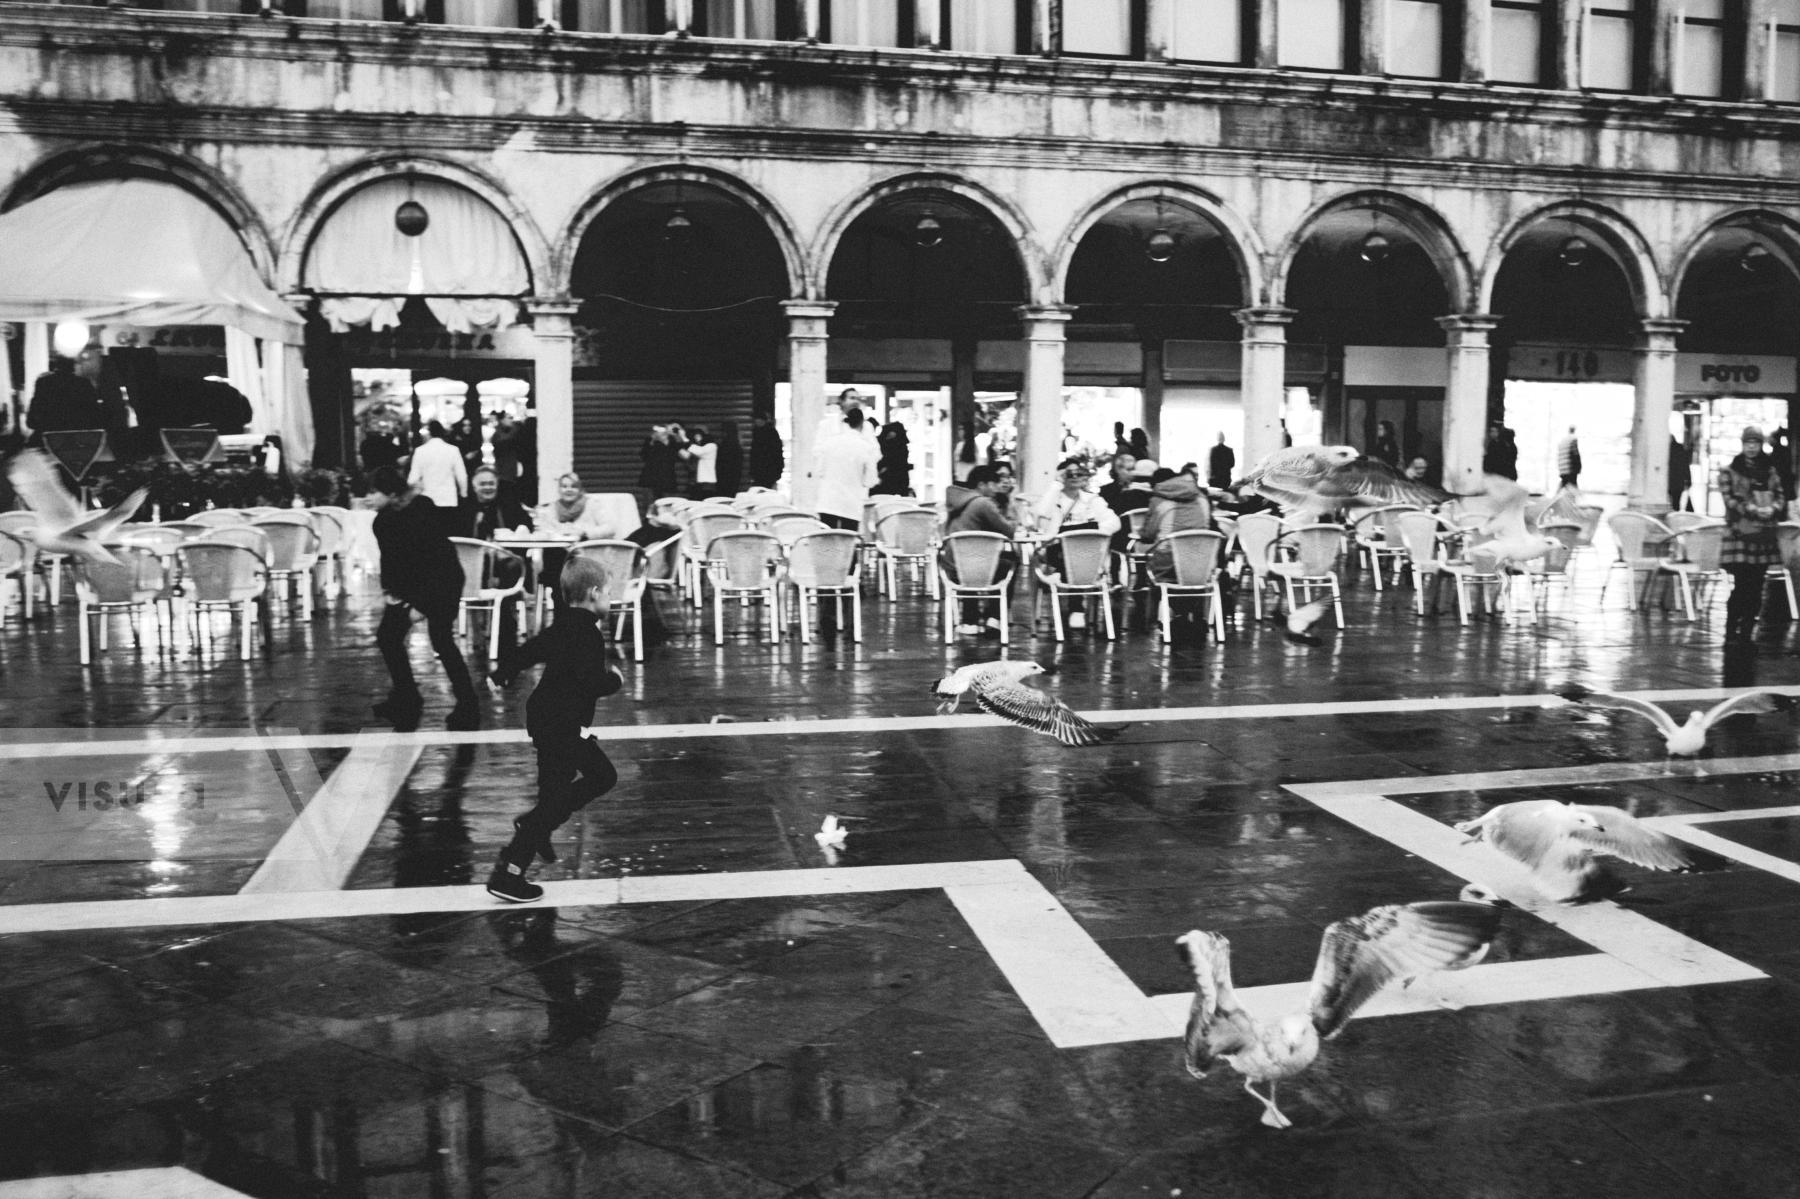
[1283,598,1333,646]
[1556,683,1794,756]
[1464,475,1559,575]
[1234,446,1448,523]
[5,450,148,566]
[1179,901,1503,1128]
[814,813,863,849]
[932,660,1123,747]
[1454,799,1727,903]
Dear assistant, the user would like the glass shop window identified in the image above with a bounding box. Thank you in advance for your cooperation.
[1674,0,1730,95]
[1388,0,1446,76]
[1063,0,1135,56]
[1490,0,1546,83]
[1773,0,1800,100]
[1278,0,1348,68]
[1583,0,1638,90]
[441,0,524,24]
[1171,0,1244,63]
[948,0,1020,51]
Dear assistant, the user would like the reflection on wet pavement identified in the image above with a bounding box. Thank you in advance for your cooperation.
[2,570,1800,1196]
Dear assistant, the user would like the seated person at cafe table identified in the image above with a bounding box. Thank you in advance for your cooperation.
[468,466,534,541]
[533,472,612,616]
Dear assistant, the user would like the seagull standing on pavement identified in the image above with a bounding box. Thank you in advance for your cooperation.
[1234,446,1448,523]
[1179,901,1503,1128]
[5,450,148,566]
[1454,799,1726,903]
[932,660,1123,747]
[1556,683,1794,756]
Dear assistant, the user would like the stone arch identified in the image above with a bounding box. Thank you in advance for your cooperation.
[3,144,283,283]
[557,164,803,300]
[1668,207,1800,299]
[1271,189,1475,313]
[282,154,551,296]
[1480,200,1663,318]
[812,172,1044,301]
[1050,181,1264,304]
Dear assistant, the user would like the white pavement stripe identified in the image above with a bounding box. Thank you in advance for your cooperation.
[1657,824,1800,886]
[1144,953,1669,1036]
[238,734,423,894]
[0,685,1792,759]
[1647,803,1800,825]
[1301,752,1800,800]
[0,1168,253,1198]
[944,879,1172,1049]
[1291,786,1766,989]
[0,860,1027,936]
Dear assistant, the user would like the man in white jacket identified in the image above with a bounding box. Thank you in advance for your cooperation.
[407,420,468,537]
[812,407,880,530]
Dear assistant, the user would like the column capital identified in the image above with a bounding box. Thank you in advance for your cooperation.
[527,297,582,319]
[1638,317,1689,342]
[781,299,839,321]
[1234,306,1295,331]
[1436,312,1502,335]
[1016,304,1074,326]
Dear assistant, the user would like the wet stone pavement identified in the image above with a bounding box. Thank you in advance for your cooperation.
[2,562,1800,1198]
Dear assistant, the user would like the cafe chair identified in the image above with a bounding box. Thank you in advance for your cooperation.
[449,537,529,659]
[177,540,269,661]
[1152,530,1228,643]
[75,544,171,665]
[705,529,784,645]
[937,531,1015,645]
[785,530,862,643]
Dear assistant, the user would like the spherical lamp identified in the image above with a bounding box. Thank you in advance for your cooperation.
[394,199,430,238]
[51,320,90,359]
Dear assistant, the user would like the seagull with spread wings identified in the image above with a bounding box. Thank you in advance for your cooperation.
[1556,683,1794,756]
[932,660,1123,747]
[5,450,148,566]
[1464,474,1559,575]
[1234,446,1448,522]
[1455,799,1727,903]
[1179,900,1503,1128]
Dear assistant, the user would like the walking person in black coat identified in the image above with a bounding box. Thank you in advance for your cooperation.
[368,466,482,733]
[485,555,623,902]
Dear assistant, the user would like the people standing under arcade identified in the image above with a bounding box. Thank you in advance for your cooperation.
[716,419,746,497]
[748,415,784,490]
[26,355,104,438]
[680,426,719,500]
[408,421,469,538]
[1371,420,1401,468]
[637,424,683,498]
[874,421,912,496]
[367,467,481,733]
[1719,426,1788,646]
[811,406,879,531]
[1207,433,1236,491]
[1668,436,1693,512]
[1482,422,1519,480]
[1556,425,1582,488]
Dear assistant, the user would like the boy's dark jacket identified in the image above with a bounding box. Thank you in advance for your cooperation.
[493,608,622,739]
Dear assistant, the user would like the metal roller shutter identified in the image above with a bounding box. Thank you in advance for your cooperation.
[571,380,754,492]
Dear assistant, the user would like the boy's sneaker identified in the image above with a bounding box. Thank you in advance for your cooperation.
[486,859,544,903]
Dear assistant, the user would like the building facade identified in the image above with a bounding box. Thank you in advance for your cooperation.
[4,0,1799,508]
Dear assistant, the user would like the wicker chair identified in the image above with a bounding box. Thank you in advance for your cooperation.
[785,530,862,643]
[252,516,322,620]
[1034,529,1119,640]
[872,507,939,598]
[571,539,650,661]
[449,537,529,659]
[937,531,1015,645]
[705,529,785,644]
[177,540,269,660]
[1152,529,1227,643]
[74,545,171,664]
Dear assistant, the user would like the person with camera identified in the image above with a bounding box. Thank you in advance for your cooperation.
[1720,426,1789,646]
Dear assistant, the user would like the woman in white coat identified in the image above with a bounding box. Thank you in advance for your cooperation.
[812,408,880,530]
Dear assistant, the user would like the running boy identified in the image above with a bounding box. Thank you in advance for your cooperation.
[485,555,623,903]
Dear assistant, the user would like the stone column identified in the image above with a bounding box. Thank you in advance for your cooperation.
[800,0,820,41]
[784,300,837,511]
[666,0,692,35]
[1630,318,1686,515]
[1460,0,1489,81]
[1236,307,1293,469]
[1017,305,1072,504]
[1357,0,1388,74]
[1553,0,1582,87]
[1252,0,1279,66]
[528,299,580,510]
[1646,0,1675,93]
[1746,0,1775,99]
[1033,0,1058,55]
[1437,314,1502,495]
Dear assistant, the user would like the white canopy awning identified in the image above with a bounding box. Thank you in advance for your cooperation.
[0,180,304,345]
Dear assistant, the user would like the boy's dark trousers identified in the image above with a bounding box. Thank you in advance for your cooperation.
[377,593,478,711]
[504,733,618,861]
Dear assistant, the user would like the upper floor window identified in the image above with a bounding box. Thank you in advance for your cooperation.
[1170,0,1244,62]
[1674,0,1732,95]
[1063,0,1135,55]
[441,0,526,25]
[559,0,658,28]
[1583,0,1638,90]
[947,0,1021,51]
[1278,0,1348,69]
[1773,0,1800,100]
[1490,0,1547,83]
[699,0,779,37]
[1387,0,1447,77]
[827,0,905,45]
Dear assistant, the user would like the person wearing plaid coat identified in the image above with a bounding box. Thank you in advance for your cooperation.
[1719,426,1789,644]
